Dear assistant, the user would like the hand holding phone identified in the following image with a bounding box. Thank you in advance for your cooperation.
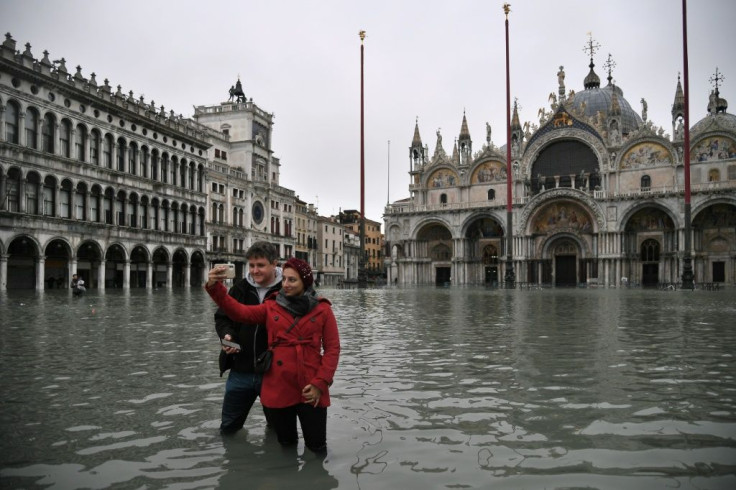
[224,263,236,279]
[220,338,241,351]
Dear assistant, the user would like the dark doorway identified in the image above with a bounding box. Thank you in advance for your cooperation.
[555,255,577,286]
[484,266,498,286]
[642,264,658,287]
[435,267,451,285]
[713,261,725,283]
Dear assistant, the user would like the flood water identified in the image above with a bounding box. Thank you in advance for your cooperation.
[1,286,735,490]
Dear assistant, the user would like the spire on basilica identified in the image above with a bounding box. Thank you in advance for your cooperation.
[672,73,685,118]
[459,111,471,141]
[583,33,601,89]
[511,99,522,131]
[411,117,423,147]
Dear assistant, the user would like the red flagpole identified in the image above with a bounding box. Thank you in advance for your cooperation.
[681,0,694,288]
[503,3,515,286]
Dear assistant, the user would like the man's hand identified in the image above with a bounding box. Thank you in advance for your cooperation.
[222,334,240,354]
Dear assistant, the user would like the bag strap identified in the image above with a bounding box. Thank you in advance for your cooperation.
[269,316,301,349]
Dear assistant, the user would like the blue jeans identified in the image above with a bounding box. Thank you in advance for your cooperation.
[220,371,264,434]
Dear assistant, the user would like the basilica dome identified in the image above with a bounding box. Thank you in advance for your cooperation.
[691,91,735,134]
[567,82,642,135]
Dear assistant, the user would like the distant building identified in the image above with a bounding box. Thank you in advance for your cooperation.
[385,49,736,286]
[294,197,318,267]
[343,229,360,281]
[338,210,384,274]
[317,215,345,286]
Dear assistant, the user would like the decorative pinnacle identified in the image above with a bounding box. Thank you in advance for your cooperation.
[710,67,725,95]
[603,53,616,83]
[583,32,600,63]
[359,30,366,42]
[503,3,511,18]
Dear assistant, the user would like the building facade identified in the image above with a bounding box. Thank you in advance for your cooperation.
[317,215,345,286]
[385,53,736,287]
[294,197,318,266]
[0,34,210,290]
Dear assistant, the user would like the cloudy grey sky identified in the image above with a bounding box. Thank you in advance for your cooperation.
[4,0,734,223]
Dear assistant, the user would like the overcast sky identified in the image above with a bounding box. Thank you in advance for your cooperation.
[4,0,734,223]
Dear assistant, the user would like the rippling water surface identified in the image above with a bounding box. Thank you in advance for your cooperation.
[1,287,735,489]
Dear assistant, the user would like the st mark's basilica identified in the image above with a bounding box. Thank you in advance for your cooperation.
[384,44,736,287]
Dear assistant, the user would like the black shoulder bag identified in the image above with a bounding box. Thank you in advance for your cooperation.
[253,316,300,373]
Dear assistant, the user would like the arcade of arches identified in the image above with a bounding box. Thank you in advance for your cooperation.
[1,235,206,290]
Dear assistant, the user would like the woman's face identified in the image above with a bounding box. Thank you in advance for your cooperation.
[282,267,305,297]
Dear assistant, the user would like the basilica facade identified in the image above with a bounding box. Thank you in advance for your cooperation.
[384,55,736,287]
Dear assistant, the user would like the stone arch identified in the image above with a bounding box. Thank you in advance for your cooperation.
[43,237,73,289]
[104,242,128,288]
[527,198,596,236]
[524,128,608,186]
[77,240,103,289]
[619,202,680,233]
[152,246,170,288]
[172,248,188,287]
[520,188,605,236]
[130,244,150,288]
[190,250,206,287]
[6,234,42,289]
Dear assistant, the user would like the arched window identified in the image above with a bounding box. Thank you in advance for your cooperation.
[170,157,178,186]
[90,129,100,165]
[640,239,660,262]
[75,124,87,161]
[218,203,224,224]
[179,159,187,188]
[59,119,71,158]
[640,175,651,190]
[708,169,720,182]
[90,185,101,222]
[43,175,56,216]
[103,134,113,168]
[5,168,21,212]
[25,107,39,149]
[116,137,126,172]
[42,113,55,153]
[128,142,138,175]
[59,179,72,219]
[161,153,169,183]
[140,146,149,178]
[440,193,447,204]
[212,202,218,223]
[25,172,41,214]
[197,165,205,192]
[151,150,159,181]
[487,189,495,200]
[116,190,127,226]
[140,196,149,229]
[233,207,238,226]
[75,182,87,220]
[103,188,114,224]
[4,100,19,144]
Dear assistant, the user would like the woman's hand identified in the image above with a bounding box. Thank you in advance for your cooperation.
[302,384,322,407]
[206,265,228,288]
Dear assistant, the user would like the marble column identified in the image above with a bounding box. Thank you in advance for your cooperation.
[37,256,45,291]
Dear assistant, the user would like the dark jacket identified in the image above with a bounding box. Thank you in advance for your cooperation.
[215,272,282,376]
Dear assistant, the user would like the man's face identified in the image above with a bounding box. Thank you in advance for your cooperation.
[248,256,277,286]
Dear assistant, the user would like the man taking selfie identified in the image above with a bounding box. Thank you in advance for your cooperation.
[215,241,282,434]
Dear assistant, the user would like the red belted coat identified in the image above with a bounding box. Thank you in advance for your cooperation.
[207,282,340,408]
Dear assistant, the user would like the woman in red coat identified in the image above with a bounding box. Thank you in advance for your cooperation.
[206,258,339,452]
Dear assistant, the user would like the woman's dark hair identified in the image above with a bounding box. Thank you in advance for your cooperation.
[245,241,278,262]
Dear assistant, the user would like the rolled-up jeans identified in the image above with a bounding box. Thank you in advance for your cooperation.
[220,371,263,434]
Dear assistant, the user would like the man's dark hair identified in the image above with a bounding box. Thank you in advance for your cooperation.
[245,241,279,263]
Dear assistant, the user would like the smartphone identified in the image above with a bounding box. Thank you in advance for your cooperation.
[220,338,241,350]
[223,263,236,279]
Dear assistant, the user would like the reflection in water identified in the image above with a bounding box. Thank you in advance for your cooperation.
[1,287,735,489]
